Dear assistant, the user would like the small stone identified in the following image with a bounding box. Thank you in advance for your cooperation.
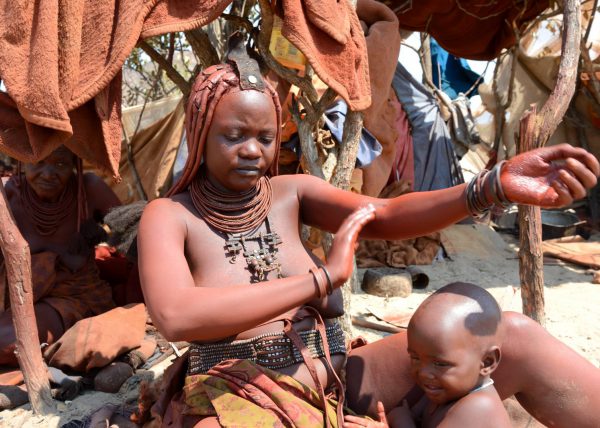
[94,362,134,393]
[593,270,600,284]
[248,75,258,84]
[265,256,273,265]
[361,269,412,298]
[0,385,29,410]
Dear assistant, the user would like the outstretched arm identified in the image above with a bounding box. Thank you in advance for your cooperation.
[297,144,599,240]
[138,200,374,342]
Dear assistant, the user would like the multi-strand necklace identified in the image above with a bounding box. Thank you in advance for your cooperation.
[189,173,282,282]
[20,177,76,236]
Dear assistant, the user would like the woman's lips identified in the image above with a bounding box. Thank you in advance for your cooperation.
[235,167,260,176]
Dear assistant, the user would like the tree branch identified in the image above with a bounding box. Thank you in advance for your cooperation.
[138,40,191,95]
[0,181,54,414]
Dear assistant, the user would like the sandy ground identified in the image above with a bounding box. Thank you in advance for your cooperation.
[1,224,599,427]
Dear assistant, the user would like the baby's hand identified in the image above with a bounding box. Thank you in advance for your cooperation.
[386,400,416,428]
[343,401,389,428]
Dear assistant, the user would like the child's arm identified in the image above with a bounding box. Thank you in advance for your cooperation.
[343,401,416,428]
[386,400,417,428]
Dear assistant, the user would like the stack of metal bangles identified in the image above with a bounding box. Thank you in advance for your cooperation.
[466,160,511,219]
[310,266,334,298]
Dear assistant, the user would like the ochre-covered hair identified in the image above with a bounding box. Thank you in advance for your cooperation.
[167,63,283,196]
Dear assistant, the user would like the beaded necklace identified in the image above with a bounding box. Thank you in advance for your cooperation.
[189,172,272,234]
[189,172,282,281]
[20,176,77,236]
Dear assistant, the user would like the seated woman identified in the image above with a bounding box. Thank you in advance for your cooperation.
[137,56,600,427]
[0,146,121,366]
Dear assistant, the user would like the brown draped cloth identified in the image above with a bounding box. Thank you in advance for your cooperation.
[1,251,115,331]
[0,0,371,175]
[381,0,550,60]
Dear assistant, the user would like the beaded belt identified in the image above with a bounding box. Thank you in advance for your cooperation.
[188,322,346,375]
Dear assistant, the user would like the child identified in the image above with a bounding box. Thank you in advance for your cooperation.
[344,282,511,428]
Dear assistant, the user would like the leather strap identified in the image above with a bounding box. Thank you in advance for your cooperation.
[284,306,346,427]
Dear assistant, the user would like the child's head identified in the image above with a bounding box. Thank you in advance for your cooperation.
[407,282,502,404]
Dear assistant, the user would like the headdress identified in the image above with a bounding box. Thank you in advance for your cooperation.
[167,37,282,197]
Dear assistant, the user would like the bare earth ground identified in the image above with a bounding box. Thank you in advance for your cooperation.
[1,224,599,427]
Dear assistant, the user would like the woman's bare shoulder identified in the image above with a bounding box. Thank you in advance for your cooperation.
[141,194,192,230]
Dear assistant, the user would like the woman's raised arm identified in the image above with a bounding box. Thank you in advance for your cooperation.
[297,145,599,241]
[137,199,374,342]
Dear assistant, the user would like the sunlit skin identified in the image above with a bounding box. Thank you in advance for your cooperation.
[203,90,278,193]
[408,322,492,406]
[344,284,511,428]
[0,146,120,366]
[138,85,600,427]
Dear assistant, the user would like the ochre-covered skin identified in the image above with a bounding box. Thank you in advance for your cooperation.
[0,146,121,365]
[137,86,600,427]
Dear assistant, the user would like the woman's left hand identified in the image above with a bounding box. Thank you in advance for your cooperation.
[501,144,599,207]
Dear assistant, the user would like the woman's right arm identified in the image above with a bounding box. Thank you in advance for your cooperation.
[137,199,373,342]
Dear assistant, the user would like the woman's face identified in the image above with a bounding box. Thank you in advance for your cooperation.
[203,89,278,193]
[23,147,76,202]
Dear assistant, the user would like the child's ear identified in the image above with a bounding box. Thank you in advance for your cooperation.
[480,346,501,376]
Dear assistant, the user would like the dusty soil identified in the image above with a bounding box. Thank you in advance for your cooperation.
[1,225,598,427]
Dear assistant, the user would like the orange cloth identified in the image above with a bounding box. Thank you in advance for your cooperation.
[95,246,145,307]
[0,0,375,174]
[279,0,371,111]
[43,303,146,372]
[383,0,549,60]
[0,0,232,176]
[356,0,402,197]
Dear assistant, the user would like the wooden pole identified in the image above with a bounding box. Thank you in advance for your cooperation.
[0,180,54,414]
[518,108,546,324]
[517,0,581,324]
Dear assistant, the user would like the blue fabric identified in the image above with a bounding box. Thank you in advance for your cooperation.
[282,100,383,168]
[323,100,382,168]
[392,62,464,192]
[431,39,481,100]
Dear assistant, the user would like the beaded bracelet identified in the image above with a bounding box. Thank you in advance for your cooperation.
[466,161,511,219]
[309,267,328,298]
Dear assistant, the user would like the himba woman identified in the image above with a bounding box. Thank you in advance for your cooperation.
[0,146,121,365]
[138,50,600,427]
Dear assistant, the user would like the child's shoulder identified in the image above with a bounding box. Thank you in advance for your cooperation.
[439,390,511,427]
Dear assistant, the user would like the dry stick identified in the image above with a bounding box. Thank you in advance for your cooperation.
[185,29,221,67]
[517,0,581,325]
[0,181,54,414]
[351,316,403,334]
[419,33,433,86]
[138,40,191,96]
[492,47,518,156]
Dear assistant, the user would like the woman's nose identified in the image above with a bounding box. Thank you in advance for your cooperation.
[39,165,56,178]
[239,139,261,159]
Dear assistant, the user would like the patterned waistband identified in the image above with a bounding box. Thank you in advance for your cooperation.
[188,322,346,375]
